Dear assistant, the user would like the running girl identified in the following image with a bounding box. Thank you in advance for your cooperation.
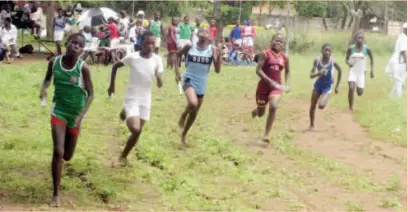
[166,17,179,69]
[251,33,290,144]
[53,8,67,55]
[175,27,221,147]
[39,33,94,207]
[308,44,342,130]
[345,31,374,112]
[108,31,164,164]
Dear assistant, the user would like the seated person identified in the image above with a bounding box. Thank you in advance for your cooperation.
[0,17,21,63]
[82,26,96,64]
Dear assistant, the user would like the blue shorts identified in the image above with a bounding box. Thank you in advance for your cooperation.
[182,74,207,98]
[313,82,332,95]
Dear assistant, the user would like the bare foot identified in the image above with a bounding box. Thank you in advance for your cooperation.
[181,134,189,148]
[178,112,187,128]
[49,196,60,207]
[349,108,353,113]
[251,109,257,118]
[307,126,315,131]
[261,137,270,147]
[119,110,126,122]
[118,157,129,167]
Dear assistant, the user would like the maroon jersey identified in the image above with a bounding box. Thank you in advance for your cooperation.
[261,49,287,84]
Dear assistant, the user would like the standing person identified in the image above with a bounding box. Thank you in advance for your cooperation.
[39,33,94,207]
[345,31,374,112]
[308,44,342,130]
[209,19,217,45]
[53,8,67,55]
[129,19,146,52]
[135,10,149,29]
[386,23,407,97]
[251,33,290,144]
[107,17,120,63]
[0,17,21,63]
[191,18,202,45]
[30,2,43,38]
[178,16,194,49]
[241,20,255,59]
[175,27,222,147]
[229,20,242,46]
[149,11,164,54]
[108,31,164,165]
[166,17,179,69]
[119,10,130,38]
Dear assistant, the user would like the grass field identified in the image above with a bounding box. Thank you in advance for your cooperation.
[0,44,406,210]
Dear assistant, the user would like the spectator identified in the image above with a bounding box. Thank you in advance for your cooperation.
[136,10,148,29]
[107,17,120,63]
[230,20,242,46]
[119,10,130,37]
[53,8,67,55]
[209,19,217,45]
[129,19,145,51]
[191,17,202,44]
[29,2,43,38]
[149,11,164,54]
[178,16,194,49]
[82,26,96,64]
[0,3,12,27]
[0,17,20,63]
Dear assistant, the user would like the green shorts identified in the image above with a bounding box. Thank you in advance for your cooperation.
[51,102,83,128]
[100,39,110,47]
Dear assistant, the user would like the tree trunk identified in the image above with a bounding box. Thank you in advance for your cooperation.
[322,17,328,31]
[46,1,55,38]
[284,0,290,55]
[340,4,348,30]
[213,0,223,45]
[383,1,388,34]
[347,16,354,29]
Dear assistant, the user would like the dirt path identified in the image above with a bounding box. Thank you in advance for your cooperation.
[221,98,406,211]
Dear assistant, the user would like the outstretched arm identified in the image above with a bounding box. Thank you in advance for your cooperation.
[309,59,319,79]
[284,57,290,91]
[155,57,164,88]
[75,64,94,127]
[333,62,342,93]
[108,61,125,96]
[367,48,374,78]
[212,46,221,73]
[345,48,352,67]
[40,58,55,99]
[175,45,191,81]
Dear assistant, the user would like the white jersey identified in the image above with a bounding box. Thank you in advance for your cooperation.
[120,52,164,108]
[349,44,369,72]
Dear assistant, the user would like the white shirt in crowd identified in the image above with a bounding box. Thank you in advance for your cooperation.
[119,17,130,31]
[0,24,18,46]
[121,52,164,107]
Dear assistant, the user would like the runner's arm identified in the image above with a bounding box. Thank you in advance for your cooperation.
[309,59,319,79]
[78,63,94,119]
[212,46,221,73]
[39,58,55,99]
[175,45,191,78]
[255,53,280,88]
[108,61,125,95]
[345,48,352,67]
[367,48,374,73]
[333,62,342,91]
[284,56,290,89]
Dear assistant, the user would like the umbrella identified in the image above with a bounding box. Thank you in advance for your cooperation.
[77,7,118,29]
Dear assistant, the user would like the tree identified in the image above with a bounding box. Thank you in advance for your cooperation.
[46,1,55,38]
[293,1,329,30]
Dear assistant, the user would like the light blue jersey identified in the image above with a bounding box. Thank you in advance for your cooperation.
[182,43,213,96]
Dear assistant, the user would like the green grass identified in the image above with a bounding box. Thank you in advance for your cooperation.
[0,42,406,210]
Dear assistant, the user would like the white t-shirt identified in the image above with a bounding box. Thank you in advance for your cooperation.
[119,17,130,31]
[121,52,164,107]
[395,32,407,56]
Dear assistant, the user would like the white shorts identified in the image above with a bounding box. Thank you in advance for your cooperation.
[54,30,64,41]
[242,37,253,47]
[110,38,120,49]
[348,70,365,88]
[178,39,191,49]
[155,38,161,48]
[124,101,150,121]
[233,39,242,46]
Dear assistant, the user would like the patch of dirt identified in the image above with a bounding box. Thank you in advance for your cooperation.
[219,97,406,211]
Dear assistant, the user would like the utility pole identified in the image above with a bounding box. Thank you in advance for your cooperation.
[284,0,290,55]
[238,0,242,23]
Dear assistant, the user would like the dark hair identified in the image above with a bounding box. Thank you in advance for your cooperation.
[140,31,155,43]
[65,32,86,47]
[57,8,63,12]
[272,33,282,40]
[321,43,331,50]
[224,37,229,42]
[4,17,11,23]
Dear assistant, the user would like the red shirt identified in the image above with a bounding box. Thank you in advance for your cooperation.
[107,23,119,40]
[261,49,287,84]
[209,26,217,41]
[167,25,176,45]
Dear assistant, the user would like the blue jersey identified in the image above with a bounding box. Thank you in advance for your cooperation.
[182,43,213,95]
[313,57,334,94]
